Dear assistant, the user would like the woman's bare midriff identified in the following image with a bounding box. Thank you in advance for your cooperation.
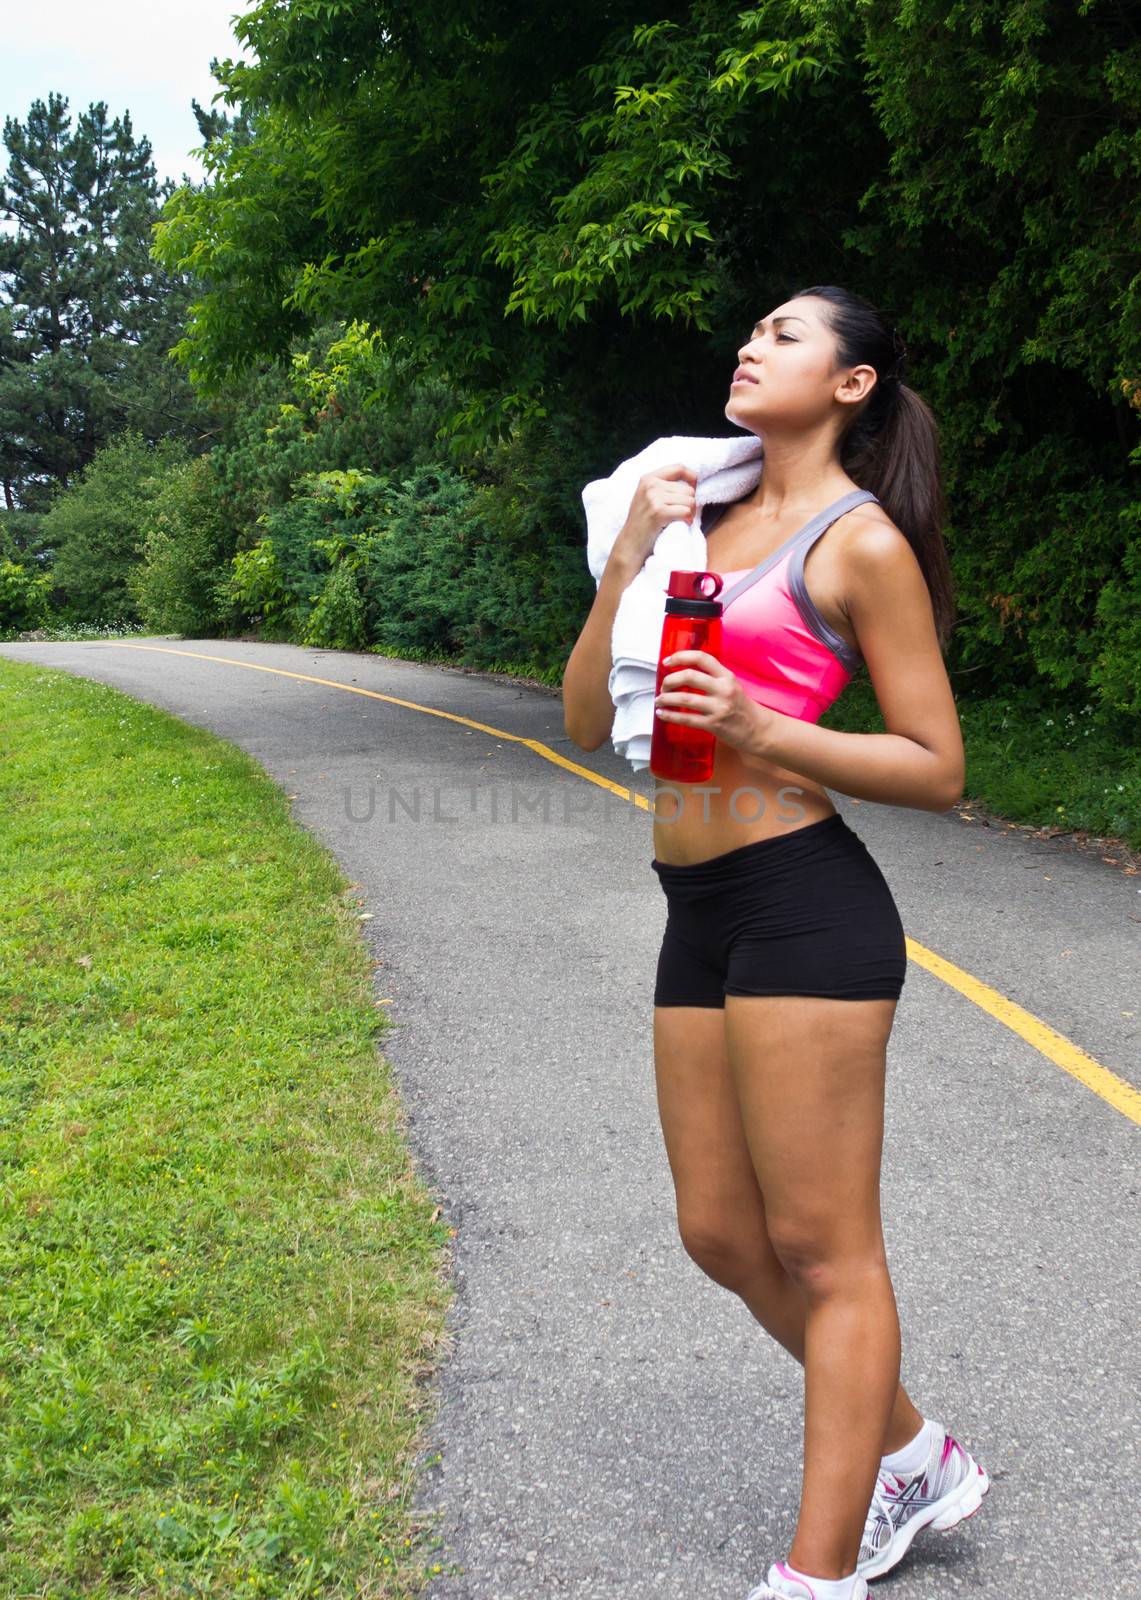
[651,735,836,865]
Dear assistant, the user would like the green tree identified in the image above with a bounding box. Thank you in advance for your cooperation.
[207,321,459,539]
[190,96,254,150]
[154,1,1138,445]
[0,557,52,635]
[837,0,1140,708]
[43,431,190,624]
[0,94,209,509]
[152,0,739,451]
[129,454,239,636]
[153,0,1139,718]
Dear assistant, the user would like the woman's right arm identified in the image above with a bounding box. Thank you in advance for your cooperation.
[562,464,698,753]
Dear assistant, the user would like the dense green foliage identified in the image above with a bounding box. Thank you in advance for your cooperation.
[127,455,241,637]
[150,0,1139,734]
[0,557,51,633]
[7,4,1139,845]
[0,510,45,564]
[223,456,590,663]
[43,433,192,625]
[0,95,208,510]
[206,323,458,536]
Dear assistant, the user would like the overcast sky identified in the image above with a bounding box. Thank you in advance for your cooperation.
[1,0,255,188]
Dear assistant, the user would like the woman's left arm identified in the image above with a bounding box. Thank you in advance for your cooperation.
[738,526,965,812]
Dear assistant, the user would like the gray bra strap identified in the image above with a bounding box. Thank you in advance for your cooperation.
[718,488,879,608]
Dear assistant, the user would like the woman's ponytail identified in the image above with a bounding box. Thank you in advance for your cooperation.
[792,284,958,652]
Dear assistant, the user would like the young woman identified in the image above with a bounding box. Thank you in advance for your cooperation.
[563,285,989,1600]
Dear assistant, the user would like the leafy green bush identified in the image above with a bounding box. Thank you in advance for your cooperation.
[303,560,368,651]
[222,540,305,642]
[218,469,374,643]
[41,433,190,624]
[128,456,241,637]
[357,466,479,658]
[932,425,1139,717]
[219,448,591,676]
[356,458,591,676]
[0,558,52,634]
[1089,503,1141,719]
[207,323,458,547]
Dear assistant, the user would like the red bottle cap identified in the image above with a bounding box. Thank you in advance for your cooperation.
[666,570,724,601]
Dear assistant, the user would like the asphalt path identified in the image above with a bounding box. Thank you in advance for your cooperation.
[2,636,1138,1600]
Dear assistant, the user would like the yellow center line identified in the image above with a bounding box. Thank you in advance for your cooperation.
[903,942,1140,1123]
[101,642,1141,1127]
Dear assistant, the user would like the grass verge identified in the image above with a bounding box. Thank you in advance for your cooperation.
[0,656,454,1598]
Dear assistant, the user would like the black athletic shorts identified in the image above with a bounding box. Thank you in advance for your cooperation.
[650,813,907,1006]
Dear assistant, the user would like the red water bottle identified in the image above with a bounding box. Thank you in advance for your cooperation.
[650,570,724,784]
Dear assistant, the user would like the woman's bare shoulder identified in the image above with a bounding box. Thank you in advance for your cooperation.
[837,501,915,566]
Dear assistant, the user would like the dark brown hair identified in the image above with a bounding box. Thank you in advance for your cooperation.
[792,283,957,652]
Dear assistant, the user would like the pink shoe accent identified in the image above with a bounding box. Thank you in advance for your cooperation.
[940,1433,969,1475]
[776,1560,815,1598]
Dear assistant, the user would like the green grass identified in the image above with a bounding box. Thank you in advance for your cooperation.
[822,676,1141,851]
[0,657,455,1598]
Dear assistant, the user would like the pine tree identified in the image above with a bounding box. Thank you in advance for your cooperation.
[0,93,207,510]
[191,97,254,149]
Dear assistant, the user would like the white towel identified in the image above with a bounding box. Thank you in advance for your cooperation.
[581,433,765,771]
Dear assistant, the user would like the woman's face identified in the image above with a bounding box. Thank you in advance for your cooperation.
[725,296,873,431]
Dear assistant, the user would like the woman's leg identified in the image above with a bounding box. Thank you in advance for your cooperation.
[653,1003,924,1457]
[723,991,902,1580]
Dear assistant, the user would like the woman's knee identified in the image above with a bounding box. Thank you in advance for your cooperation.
[676,1209,778,1292]
[764,1212,889,1301]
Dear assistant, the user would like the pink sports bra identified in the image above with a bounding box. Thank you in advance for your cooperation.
[705,488,878,723]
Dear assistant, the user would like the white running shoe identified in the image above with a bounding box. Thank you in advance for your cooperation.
[747,1559,869,1599]
[858,1420,990,1582]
